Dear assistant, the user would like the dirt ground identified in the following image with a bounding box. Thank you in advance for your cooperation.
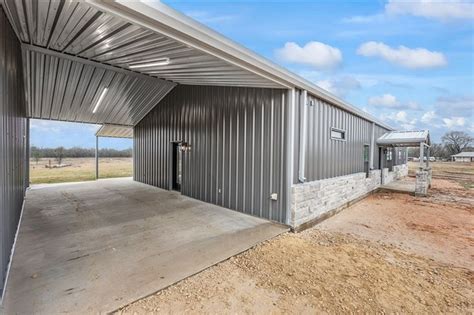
[30,157,132,184]
[119,168,473,314]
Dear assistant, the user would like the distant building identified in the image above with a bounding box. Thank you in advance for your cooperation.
[451,152,474,162]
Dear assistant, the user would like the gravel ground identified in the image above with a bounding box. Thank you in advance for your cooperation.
[118,178,473,314]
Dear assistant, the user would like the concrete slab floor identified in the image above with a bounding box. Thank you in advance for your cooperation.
[2,178,288,314]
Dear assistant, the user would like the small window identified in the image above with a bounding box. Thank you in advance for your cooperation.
[330,128,346,140]
[363,145,370,162]
[387,150,393,161]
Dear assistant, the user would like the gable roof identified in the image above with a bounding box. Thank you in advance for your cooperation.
[377,130,430,147]
[451,151,474,157]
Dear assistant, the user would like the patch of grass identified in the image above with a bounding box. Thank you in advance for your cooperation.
[30,157,132,184]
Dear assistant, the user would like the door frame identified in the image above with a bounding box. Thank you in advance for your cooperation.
[169,141,183,192]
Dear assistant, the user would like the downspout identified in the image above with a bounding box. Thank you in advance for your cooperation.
[285,88,296,226]
[298,90,307,183]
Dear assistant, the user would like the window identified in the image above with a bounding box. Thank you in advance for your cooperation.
[330,128,346,140]
[387,149,393,161]
[363,145,370,162]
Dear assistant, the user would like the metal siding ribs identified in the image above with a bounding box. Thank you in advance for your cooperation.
[0,6,27,294]
[134,85,288,224]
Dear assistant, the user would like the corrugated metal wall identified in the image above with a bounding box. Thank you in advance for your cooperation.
[293,91,391,183]
[0,6,27,293]
[134,85,288,223]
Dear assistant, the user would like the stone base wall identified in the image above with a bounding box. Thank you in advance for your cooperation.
[290,170,381,228]
[393,164,409,179]
[382,164,408,185]
[291,164,408,229]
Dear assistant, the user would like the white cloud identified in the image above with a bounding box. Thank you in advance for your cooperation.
[276,41,342,69]
[443,117,466,128]
[342,14,385,23]
[357,41,447,69]
[315,76,361,97]
[386,0,474,21]
[184,10,238,23]
[381,110,418,130]
[368,94,399,107]
[368,93,420,110]
[421,111,437,123]
[435,95,474,116]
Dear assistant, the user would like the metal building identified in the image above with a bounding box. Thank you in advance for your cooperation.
[0,0,412,300]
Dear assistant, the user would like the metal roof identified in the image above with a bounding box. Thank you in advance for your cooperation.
[1,0,393,129]
[96,124,133,138]
[451,151,474,157]
[377,130,430,147]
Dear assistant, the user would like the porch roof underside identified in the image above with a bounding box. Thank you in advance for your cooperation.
[95,124,133,138]
[1,0,392,130]
[377,130,430,147]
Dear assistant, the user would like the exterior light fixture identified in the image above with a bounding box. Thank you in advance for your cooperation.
[92,88,108,114]
[179,142,192,152]
[129,58,170,69]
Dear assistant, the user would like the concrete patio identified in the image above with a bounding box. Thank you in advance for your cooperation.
[380,178,416,194]
[2,178,287,314]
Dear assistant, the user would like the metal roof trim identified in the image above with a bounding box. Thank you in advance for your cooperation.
[85,0,393,130]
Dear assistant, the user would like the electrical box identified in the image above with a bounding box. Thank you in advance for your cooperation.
[270,193,278,201]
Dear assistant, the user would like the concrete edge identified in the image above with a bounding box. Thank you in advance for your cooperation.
[378,188,414,196]
[108,223,289,314]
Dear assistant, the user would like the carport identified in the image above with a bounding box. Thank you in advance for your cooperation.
[2,178,286,314]
[0,0,291,312]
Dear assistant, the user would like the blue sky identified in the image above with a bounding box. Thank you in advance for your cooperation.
[31,0,473,148]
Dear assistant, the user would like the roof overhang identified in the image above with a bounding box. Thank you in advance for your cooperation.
[377,130,430,147]
[1,0,392,129]
[85,0,393,130]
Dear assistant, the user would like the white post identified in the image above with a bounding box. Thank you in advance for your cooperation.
[95,136,99,180]
[369,122,375,170]
[426,144,430,168]
[419,142,424,169]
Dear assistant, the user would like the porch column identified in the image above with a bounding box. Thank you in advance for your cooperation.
[419,142,424,169]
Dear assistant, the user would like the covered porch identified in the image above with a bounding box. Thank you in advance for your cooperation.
[377,130,431,196]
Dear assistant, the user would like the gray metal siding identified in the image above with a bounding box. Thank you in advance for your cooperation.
[134,85,288,223]
[0,6,27,292]
[294,91,390,183]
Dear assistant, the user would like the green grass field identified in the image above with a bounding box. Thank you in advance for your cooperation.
[30,157,132,184]
[408,161,474,189]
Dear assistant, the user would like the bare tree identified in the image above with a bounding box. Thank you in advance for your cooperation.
[32,151,41,164]
[441,131,473,155]
[55,146,65,165]
[429,143,448,159]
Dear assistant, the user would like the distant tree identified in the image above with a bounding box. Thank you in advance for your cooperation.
[441,131,473,155]
[32,151,41,164]
[429,143,448,159]
[55,146,65,165]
